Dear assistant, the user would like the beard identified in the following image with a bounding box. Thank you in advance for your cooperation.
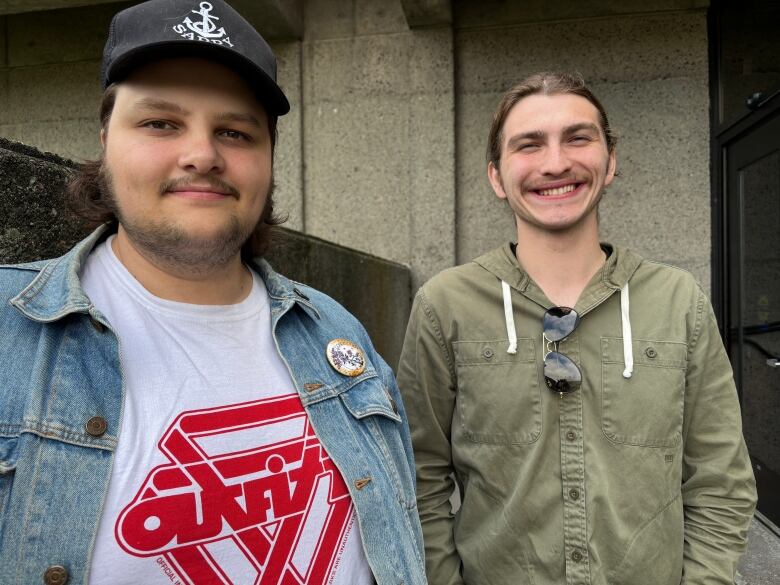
[98,165,273,274]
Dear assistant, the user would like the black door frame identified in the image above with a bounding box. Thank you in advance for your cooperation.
[709,2,780,532]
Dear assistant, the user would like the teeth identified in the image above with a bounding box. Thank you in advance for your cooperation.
[538,184,576,196]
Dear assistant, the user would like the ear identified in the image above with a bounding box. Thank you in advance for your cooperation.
[605,149,617,186]
[100,128,107,149]
[488,162,507,200]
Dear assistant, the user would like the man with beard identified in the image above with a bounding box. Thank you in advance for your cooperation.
[0,2,424,584]
[397,72,756,584]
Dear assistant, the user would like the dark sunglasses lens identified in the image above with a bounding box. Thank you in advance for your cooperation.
[543,307,580,342]
[544,351,582,393]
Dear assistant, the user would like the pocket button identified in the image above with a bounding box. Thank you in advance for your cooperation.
[645,347,658,359]
[482,348,494,359]
[44,565,68,585]
[85,416,107,437]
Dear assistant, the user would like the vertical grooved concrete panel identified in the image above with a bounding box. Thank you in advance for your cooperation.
[270,40,304,231]
[455,10,711,291]
[303,0,455,290]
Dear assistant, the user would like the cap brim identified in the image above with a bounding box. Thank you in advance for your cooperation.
[104,41,290,116]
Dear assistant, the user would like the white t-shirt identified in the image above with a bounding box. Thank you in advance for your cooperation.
[83,237,373,585]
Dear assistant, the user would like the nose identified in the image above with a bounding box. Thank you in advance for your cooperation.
[540,143,572,176]
[178,131,224,175]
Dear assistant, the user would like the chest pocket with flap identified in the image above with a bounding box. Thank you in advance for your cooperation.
[601,337,688,447]
[454,339,541,445]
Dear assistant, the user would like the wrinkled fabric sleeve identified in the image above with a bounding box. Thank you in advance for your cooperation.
[681,289,757,584]
[397,289,465,585]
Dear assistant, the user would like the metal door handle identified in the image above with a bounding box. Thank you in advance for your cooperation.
[767,359,780,368]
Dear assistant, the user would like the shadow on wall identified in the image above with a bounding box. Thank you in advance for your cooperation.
[0,137,411,369]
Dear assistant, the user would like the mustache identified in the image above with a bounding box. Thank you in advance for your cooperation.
[159,176,240,197]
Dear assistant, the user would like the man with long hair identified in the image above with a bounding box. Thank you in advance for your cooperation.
[0,2,424,584]
[398,72,756,584]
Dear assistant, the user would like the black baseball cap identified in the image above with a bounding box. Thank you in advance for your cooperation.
[101,0,290,116]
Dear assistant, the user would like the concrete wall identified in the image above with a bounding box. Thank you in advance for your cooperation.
[0,0,712,292]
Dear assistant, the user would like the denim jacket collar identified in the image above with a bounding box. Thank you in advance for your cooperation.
[10,224,321,323]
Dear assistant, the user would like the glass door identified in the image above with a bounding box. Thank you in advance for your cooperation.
[726,104,780,526]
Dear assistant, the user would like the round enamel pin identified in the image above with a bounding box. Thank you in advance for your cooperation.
[326,339,366,377]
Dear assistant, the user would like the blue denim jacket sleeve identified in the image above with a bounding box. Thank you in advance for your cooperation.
[0,227,426,585]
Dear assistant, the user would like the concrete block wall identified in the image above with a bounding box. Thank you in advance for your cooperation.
[0,3,133,159]
[0,0,712,293]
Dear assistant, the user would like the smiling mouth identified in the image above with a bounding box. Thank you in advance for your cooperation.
[536,183,580,197]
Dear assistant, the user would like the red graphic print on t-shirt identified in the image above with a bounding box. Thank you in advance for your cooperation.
[115,395,354,584]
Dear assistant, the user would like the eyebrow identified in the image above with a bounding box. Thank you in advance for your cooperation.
[132,97,190,115]
[506,122,602,150]
[215,111,263,129]
[132,97,262,128]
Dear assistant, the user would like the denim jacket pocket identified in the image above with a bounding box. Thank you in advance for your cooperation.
[339,375,401,423]
[338,377,416,510]
[601,337,688,447]
[454,339,541,445]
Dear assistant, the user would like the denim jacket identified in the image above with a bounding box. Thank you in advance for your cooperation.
[0,227,425,585]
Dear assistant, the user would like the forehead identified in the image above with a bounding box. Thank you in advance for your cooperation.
[113,57,266,117]
[503,93,602,137]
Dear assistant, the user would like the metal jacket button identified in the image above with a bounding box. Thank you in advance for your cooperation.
[85,416,107,437]
[566,431,577,441]
[645,347,657,358]
[571,550,583,563]
[569,488,580,500]
[483,348,494,359]
[43,565,68,585]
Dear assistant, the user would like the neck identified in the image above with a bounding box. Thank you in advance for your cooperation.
[111,229,253,305]
[515,215,605,308]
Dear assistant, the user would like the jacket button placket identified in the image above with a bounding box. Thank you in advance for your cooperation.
[557,335,590,585]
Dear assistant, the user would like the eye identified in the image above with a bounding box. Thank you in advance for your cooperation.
[219,129,253,142]
[569,135,592,144]
[516,143,539,152]
[142,119,176,131]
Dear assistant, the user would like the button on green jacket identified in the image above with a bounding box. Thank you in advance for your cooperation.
[397,243,756,585]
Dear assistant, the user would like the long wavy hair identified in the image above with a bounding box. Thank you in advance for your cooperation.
[65,84,285,260]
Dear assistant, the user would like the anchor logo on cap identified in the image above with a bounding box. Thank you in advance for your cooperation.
[326,339,366,377]
[183,2,226,39]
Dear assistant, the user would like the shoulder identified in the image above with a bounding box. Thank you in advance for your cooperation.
[415,246,520,323]
[630,257,706,301]
[419,259,498,308]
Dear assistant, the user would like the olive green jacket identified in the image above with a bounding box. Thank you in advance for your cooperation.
[397,243,756,585]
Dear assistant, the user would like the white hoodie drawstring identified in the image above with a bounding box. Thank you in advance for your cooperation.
[620,283,634,378]
[501,281,518,354]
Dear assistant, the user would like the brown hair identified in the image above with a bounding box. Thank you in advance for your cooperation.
[486,72,617,170]
[65,84,284,258]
